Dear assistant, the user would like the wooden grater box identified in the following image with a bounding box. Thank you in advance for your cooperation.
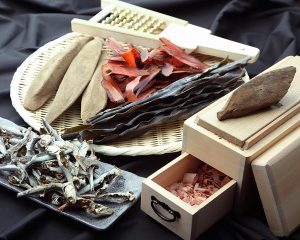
[183,56,300,236]
[141,56,300,239]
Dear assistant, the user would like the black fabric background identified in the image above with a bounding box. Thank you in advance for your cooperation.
[1,0,300,239]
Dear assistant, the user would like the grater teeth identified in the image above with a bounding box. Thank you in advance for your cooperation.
[101,11,119,24]
[100,6,166,34]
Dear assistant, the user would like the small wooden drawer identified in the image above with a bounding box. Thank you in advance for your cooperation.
[141,153,236,240]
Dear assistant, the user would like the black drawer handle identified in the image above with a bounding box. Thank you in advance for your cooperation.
[151,196,180,222]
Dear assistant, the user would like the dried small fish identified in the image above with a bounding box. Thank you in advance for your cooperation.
[40,174,65,184]
[89,166,95,192]
[0,164,28,183]
[73,140,98,171]
[17,182,64,198]
[51,193,66,206]
[41,118,63,141]
[27,137,41,155]
[0,117,26,137]
[94,191,135,203]
[74,155,99,172]
[59,197,113,217]
[7,128,32,155]
[38,135,53,148]
[0,117,135,219]
[78,167,121,194]
[0,136,7,156]
[25,153,56,168]
[217,66,296,120]
[63,181,77,204]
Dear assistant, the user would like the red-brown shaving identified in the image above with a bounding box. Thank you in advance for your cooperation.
[102,37,209,104]
[166,163,231,207]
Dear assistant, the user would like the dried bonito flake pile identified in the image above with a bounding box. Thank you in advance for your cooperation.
[102,37,209,104]
[166,164,231,207]
[0,117,134,217]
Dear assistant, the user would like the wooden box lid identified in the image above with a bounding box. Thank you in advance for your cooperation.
[197,56,300,150]
[251,123,300,237]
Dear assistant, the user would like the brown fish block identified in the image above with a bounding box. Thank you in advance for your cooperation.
[23,34,93,111]
[81,51,108,123]
[217,66,296,121]
[46,38,103,124]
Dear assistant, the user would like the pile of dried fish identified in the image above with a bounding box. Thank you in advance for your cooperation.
[0,117,135,217]
[64,57,249,144]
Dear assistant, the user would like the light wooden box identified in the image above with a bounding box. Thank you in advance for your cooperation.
[141,153,236,240]
[141,56,300,239]
[183,56,300,236]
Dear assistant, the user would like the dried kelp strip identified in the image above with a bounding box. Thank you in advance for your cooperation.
[88,69,245,132]
[80,82,242,143]
[90,57,245,124]
[64,57,249,143]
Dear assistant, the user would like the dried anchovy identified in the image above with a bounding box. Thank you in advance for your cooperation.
[0,136,7,157]
[0,117,135,218]
[78,167,120,195]
[83,191,135,203]
[59,197,113,217]
[7,128,32,155]
[0,117,26,137]
[51,192,66,206]
[63,57,249,143]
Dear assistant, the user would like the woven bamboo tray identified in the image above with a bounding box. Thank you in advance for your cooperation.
[10,32,239,156]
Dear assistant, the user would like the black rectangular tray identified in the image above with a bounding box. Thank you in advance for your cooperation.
[0,162,144,230]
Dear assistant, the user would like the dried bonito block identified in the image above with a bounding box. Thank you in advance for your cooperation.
[46,38,103,123]
[81,51,108,123]
[23,34,93,111]
[217,66,296,121]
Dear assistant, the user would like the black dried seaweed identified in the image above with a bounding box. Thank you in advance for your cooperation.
[63,57,250,144]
